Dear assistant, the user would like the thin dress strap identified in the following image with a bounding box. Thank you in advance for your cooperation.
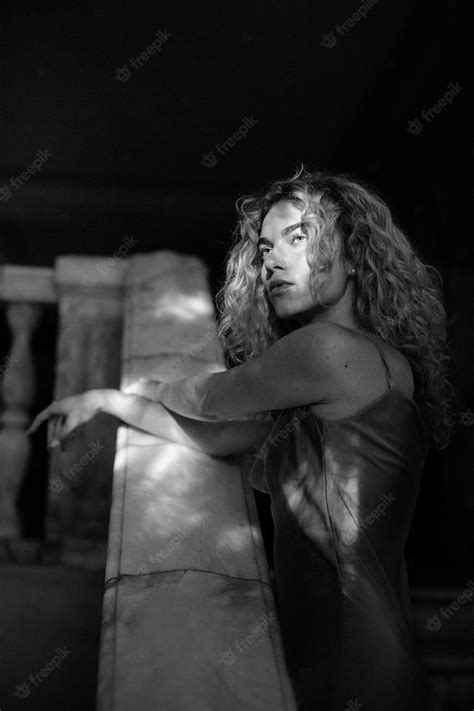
[356,330,392,387]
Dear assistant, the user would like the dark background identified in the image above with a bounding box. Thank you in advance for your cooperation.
[0,2,472,709]
[1,0,472,586]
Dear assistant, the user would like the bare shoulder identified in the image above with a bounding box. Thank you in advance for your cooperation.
[288,321,356,362]
[309,323,414,401]
[341,325,414,387]
[280,322,415,418]
[279,321,358,395]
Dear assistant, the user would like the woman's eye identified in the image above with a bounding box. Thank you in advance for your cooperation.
[258,234,306,259]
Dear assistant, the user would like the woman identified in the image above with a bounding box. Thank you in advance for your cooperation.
[27,165,454,710]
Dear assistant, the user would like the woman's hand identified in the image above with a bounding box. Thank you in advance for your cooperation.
[26,390,105,449]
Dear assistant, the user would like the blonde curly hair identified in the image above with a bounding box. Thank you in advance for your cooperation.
[215,164,455,451]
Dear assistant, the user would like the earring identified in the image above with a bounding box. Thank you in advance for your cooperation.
[350,267,356,274]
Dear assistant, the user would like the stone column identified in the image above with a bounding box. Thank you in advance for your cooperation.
[0,302,42,540]
[97,251,296,711]
[0,264,56,560]
[45,256,124,569]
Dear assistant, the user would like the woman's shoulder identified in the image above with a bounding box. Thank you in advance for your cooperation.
[319,322,409,364]
[295,321,373,366]
[290,320,355,351]
[326,323,415,398]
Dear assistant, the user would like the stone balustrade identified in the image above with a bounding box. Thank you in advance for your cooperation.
[0,253,298,709]
[0,259,123,568]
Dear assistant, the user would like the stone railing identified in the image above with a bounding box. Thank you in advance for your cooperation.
[0,253,297,710]
[95,251,297,710]
[0,259,123,568]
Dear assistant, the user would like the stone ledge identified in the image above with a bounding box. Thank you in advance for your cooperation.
[97,570,295,711]
[0,264,56,303]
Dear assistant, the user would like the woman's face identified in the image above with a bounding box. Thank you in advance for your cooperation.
[258,200,356,327]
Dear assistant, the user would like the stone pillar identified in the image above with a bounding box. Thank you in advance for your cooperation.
[0,302,42,540]
[45,256,124,569]
[0,264,56,560]
[97,251,296,711]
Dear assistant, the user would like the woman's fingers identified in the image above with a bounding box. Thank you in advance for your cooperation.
[26,402,60,436]
[26,392,96,445]
[47,415,65,449]
[58,414,80,441]
[26,398,72,437]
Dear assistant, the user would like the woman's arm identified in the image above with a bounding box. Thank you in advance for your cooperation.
[152,322,347,421]
[27,386,275,456]
[99,389,275,457]
[29,321,345,453]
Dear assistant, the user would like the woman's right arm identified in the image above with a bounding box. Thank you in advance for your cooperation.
[100,389,274,457]
[27,386,276,456]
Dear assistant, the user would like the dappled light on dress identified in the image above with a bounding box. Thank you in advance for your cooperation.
[248,394,430,710]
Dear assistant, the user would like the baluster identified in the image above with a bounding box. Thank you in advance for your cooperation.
[0,301,42,544]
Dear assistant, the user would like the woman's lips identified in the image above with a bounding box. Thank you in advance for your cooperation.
[271,283,292,296]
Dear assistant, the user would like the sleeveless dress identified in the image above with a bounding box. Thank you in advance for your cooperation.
[248,330,432,711]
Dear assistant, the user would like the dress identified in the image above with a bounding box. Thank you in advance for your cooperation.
[248,330,432,711]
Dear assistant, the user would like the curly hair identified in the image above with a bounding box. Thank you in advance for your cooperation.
[215,164,455,452]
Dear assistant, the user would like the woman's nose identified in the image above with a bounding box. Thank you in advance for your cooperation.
[265,245,288,270]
